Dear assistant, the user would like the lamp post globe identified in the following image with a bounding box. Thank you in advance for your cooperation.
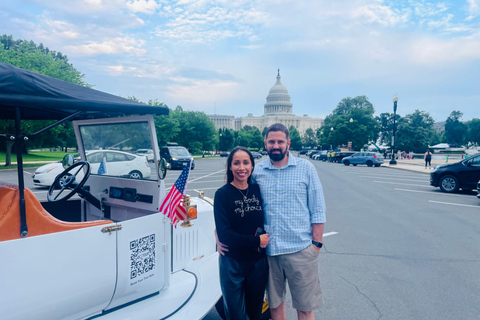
[390,94,399,165]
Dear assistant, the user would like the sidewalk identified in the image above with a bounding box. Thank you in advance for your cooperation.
[382,158,458,174]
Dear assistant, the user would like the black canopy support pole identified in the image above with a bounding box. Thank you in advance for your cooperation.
[27,111,83,137]
[15,107,28,237]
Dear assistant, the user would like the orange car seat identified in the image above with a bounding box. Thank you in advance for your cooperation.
[0,182,113,242]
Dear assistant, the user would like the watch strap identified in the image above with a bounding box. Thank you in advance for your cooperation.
[312,240,323,248]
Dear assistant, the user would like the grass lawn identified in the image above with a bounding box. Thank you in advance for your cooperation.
[0,151,75,170]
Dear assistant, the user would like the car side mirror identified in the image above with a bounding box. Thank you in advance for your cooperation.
[62,154,74,169]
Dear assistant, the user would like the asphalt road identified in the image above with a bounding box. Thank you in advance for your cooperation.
[3,155,480,319]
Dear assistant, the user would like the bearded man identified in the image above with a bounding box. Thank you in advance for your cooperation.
[252,123,326,320]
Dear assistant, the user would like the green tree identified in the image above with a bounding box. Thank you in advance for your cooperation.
[218,128,235,151]
[444,111,467,146]
[302,128,317,148]
[170,107,217,153]
[1,35,89,165]
[395,110,436,152]
[465,118,480,146]
[332,95,375,116]
[289,126,302,150]
[321,104,379,150]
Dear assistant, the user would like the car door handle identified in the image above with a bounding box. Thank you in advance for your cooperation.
[101,225,123,234]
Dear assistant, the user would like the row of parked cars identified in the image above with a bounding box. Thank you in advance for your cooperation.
[304,150,385,167]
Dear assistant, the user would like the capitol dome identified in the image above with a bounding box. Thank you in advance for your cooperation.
[264,70,293,116]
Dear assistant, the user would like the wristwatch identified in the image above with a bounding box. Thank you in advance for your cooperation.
[312,240,323,248]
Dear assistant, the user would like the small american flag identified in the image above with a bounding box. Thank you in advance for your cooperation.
[159,160,191,226]
[97,157,108,175]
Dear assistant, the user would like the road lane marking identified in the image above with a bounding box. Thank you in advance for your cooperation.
[395,188,474,198]
[323,232,338,237]
[429,200,480,208]
[350,172,425,178]
[374,181,430,187]
[24,171,32,175]
[360,175,427,181]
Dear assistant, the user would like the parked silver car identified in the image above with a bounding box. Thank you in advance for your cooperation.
[341,152,384,167]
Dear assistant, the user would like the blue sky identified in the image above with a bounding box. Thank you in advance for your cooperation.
[1,0,479,122]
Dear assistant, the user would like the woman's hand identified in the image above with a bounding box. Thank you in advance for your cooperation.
[259,233,269,248]
[215,230,229,256]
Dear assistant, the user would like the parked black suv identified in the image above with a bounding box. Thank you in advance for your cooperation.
[160,144,195,170]
[430,154,480,193]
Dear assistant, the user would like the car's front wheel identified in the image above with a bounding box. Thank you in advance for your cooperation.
[343,160,350,166]
[439,175,459,193]
[128,170,143,179]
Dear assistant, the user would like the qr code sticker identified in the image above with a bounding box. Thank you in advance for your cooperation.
[130,234,155,279]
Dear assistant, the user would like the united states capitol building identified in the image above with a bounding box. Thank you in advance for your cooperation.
[208,71,324,135]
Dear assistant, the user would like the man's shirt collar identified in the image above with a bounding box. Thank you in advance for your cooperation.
[264,152,297,170]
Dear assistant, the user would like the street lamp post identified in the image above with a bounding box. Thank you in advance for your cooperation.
[330,127,334,150]
[349,118,353,151]
[390,94,399,165]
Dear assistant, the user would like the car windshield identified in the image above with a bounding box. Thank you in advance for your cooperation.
[78,121,156,181]
[169,147,190,157]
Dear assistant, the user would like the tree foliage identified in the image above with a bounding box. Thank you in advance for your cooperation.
[395,110,436,152]
[465,118,480,146]
[289,126,302,150]
[444,111,467,146]
[332,95,375,116]
[0,35,90,165]
[302,128,317,149]
[320,97,379,150]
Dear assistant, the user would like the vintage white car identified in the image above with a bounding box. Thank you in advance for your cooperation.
[0,63,222,320]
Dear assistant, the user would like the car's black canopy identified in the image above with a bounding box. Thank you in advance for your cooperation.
[0,63,169,120]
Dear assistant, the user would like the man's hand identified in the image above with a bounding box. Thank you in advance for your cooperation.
[215,230,229,256]
[313,245,320,254]
[259,233,269,248]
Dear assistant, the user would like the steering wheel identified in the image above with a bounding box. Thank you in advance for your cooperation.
[47,161,91,202]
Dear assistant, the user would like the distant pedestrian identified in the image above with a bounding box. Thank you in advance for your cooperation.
[424,150,432,168]
[409,151,413,160]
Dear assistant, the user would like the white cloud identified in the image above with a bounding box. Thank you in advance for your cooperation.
[154,4,268,43]
[166,78,240,104]
[353,3,409,26]
[67,37,146,56]
[466,0,480,20]
[408,33,480,64]
[126,0,160,14]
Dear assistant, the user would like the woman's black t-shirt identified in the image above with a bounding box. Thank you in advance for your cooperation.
[214,183,265,261]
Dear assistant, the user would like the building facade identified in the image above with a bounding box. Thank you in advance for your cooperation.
[208,70,324,135]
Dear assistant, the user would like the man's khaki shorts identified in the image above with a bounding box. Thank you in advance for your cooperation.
[267,245,323,311]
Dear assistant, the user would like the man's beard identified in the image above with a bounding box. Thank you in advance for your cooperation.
[268,148,288,161]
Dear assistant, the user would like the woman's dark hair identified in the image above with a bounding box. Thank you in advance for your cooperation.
[226,146,255,184]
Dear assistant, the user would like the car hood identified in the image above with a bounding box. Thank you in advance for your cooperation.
[34,161,62,173]
[435,163,456,169]
[172,155,193,160]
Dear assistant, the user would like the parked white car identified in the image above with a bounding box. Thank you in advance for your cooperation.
[33,150,151,187]
[32,161,65,188]
[136,148,160,163]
